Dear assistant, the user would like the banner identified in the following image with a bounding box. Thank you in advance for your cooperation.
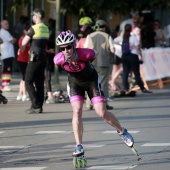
[141,47,170,81]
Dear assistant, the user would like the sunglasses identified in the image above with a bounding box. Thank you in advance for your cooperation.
[60,45,73,51]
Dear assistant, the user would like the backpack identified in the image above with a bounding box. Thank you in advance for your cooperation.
[122,39,131,54]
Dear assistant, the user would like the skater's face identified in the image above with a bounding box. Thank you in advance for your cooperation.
[60,43,74,59]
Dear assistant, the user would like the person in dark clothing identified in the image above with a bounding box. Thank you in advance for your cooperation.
[141,22,156,49]
[21,8,49,114]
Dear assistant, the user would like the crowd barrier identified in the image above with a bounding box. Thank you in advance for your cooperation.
[140,47,170,89]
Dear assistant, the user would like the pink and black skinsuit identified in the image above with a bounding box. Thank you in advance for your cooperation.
[53,48,106,104]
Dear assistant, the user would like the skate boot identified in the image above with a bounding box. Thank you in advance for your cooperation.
[72,144,87,168]
[119,127,139,156]
[119,127,134,147]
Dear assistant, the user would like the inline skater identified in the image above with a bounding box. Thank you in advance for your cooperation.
[54,30,136,168]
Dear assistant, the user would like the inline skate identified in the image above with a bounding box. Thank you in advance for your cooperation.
[119,127,139,156]
[72,144,87,168]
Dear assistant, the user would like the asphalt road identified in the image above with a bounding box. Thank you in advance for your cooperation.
[0,72,170,170]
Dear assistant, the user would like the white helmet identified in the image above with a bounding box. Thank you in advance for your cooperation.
[56,30,76,46]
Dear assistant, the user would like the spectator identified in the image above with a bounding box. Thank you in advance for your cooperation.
[0,19,17,91]
[114,24,152,93]
[154,20,166,47]
[16,25,30,101]
[84,19,114,110]
[76,25,94,109]
[76,25,94,48]
[109,37,123,91]
[74,16,93,42]
[13,16,27,40]
[119,13,133,35]
[131,12,141,43]
[47,18,56,72]
[45,47,55,104]
[44,19,56,104]
[141,21,156,49]
[166,24,170,46]
[13,16,30,72]
[21,8,49,114]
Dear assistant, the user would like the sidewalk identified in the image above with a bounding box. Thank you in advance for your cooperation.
[2,71,170,102]
[2,71,68,101]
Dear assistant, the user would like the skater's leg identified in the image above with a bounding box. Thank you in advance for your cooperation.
[71,101,84,145]
[70,98,87,167]
[93,102,122,133]
[93,102,134,147]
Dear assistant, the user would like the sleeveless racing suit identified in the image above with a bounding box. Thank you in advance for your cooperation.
[54,48,106,104]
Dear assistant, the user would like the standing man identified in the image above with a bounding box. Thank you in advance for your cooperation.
[22,8,49,114]
[0,20,16,91]
[84,19,114,110]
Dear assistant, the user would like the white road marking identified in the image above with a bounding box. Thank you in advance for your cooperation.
[0,131,5,135]
[142,143,170,146]
[103,130,139,134]
[87,165,137,169]
[63,144,105,148]
[35,131,72,134]
[0,168,46,170]
[0,146,30,149]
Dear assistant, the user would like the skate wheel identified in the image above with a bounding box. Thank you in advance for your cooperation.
[73,157,82,168]
[131,146,139,156]
[84,158,87,167]
[81,159,87,167]
[77,159,81,168]
[73,157,77,168]
[73,155,87,168]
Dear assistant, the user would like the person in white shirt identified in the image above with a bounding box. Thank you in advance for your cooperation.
[108,37,123,91]
[114,24,152,93]
[0,20,16,91]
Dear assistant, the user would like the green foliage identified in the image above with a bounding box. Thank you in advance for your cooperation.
[60,0,170,18]
[6,0,170,18]
[6,0,31,14]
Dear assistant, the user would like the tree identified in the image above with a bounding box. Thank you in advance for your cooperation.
[59,0,170,19]
[5,0,31,14]
[7,0,170,18]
